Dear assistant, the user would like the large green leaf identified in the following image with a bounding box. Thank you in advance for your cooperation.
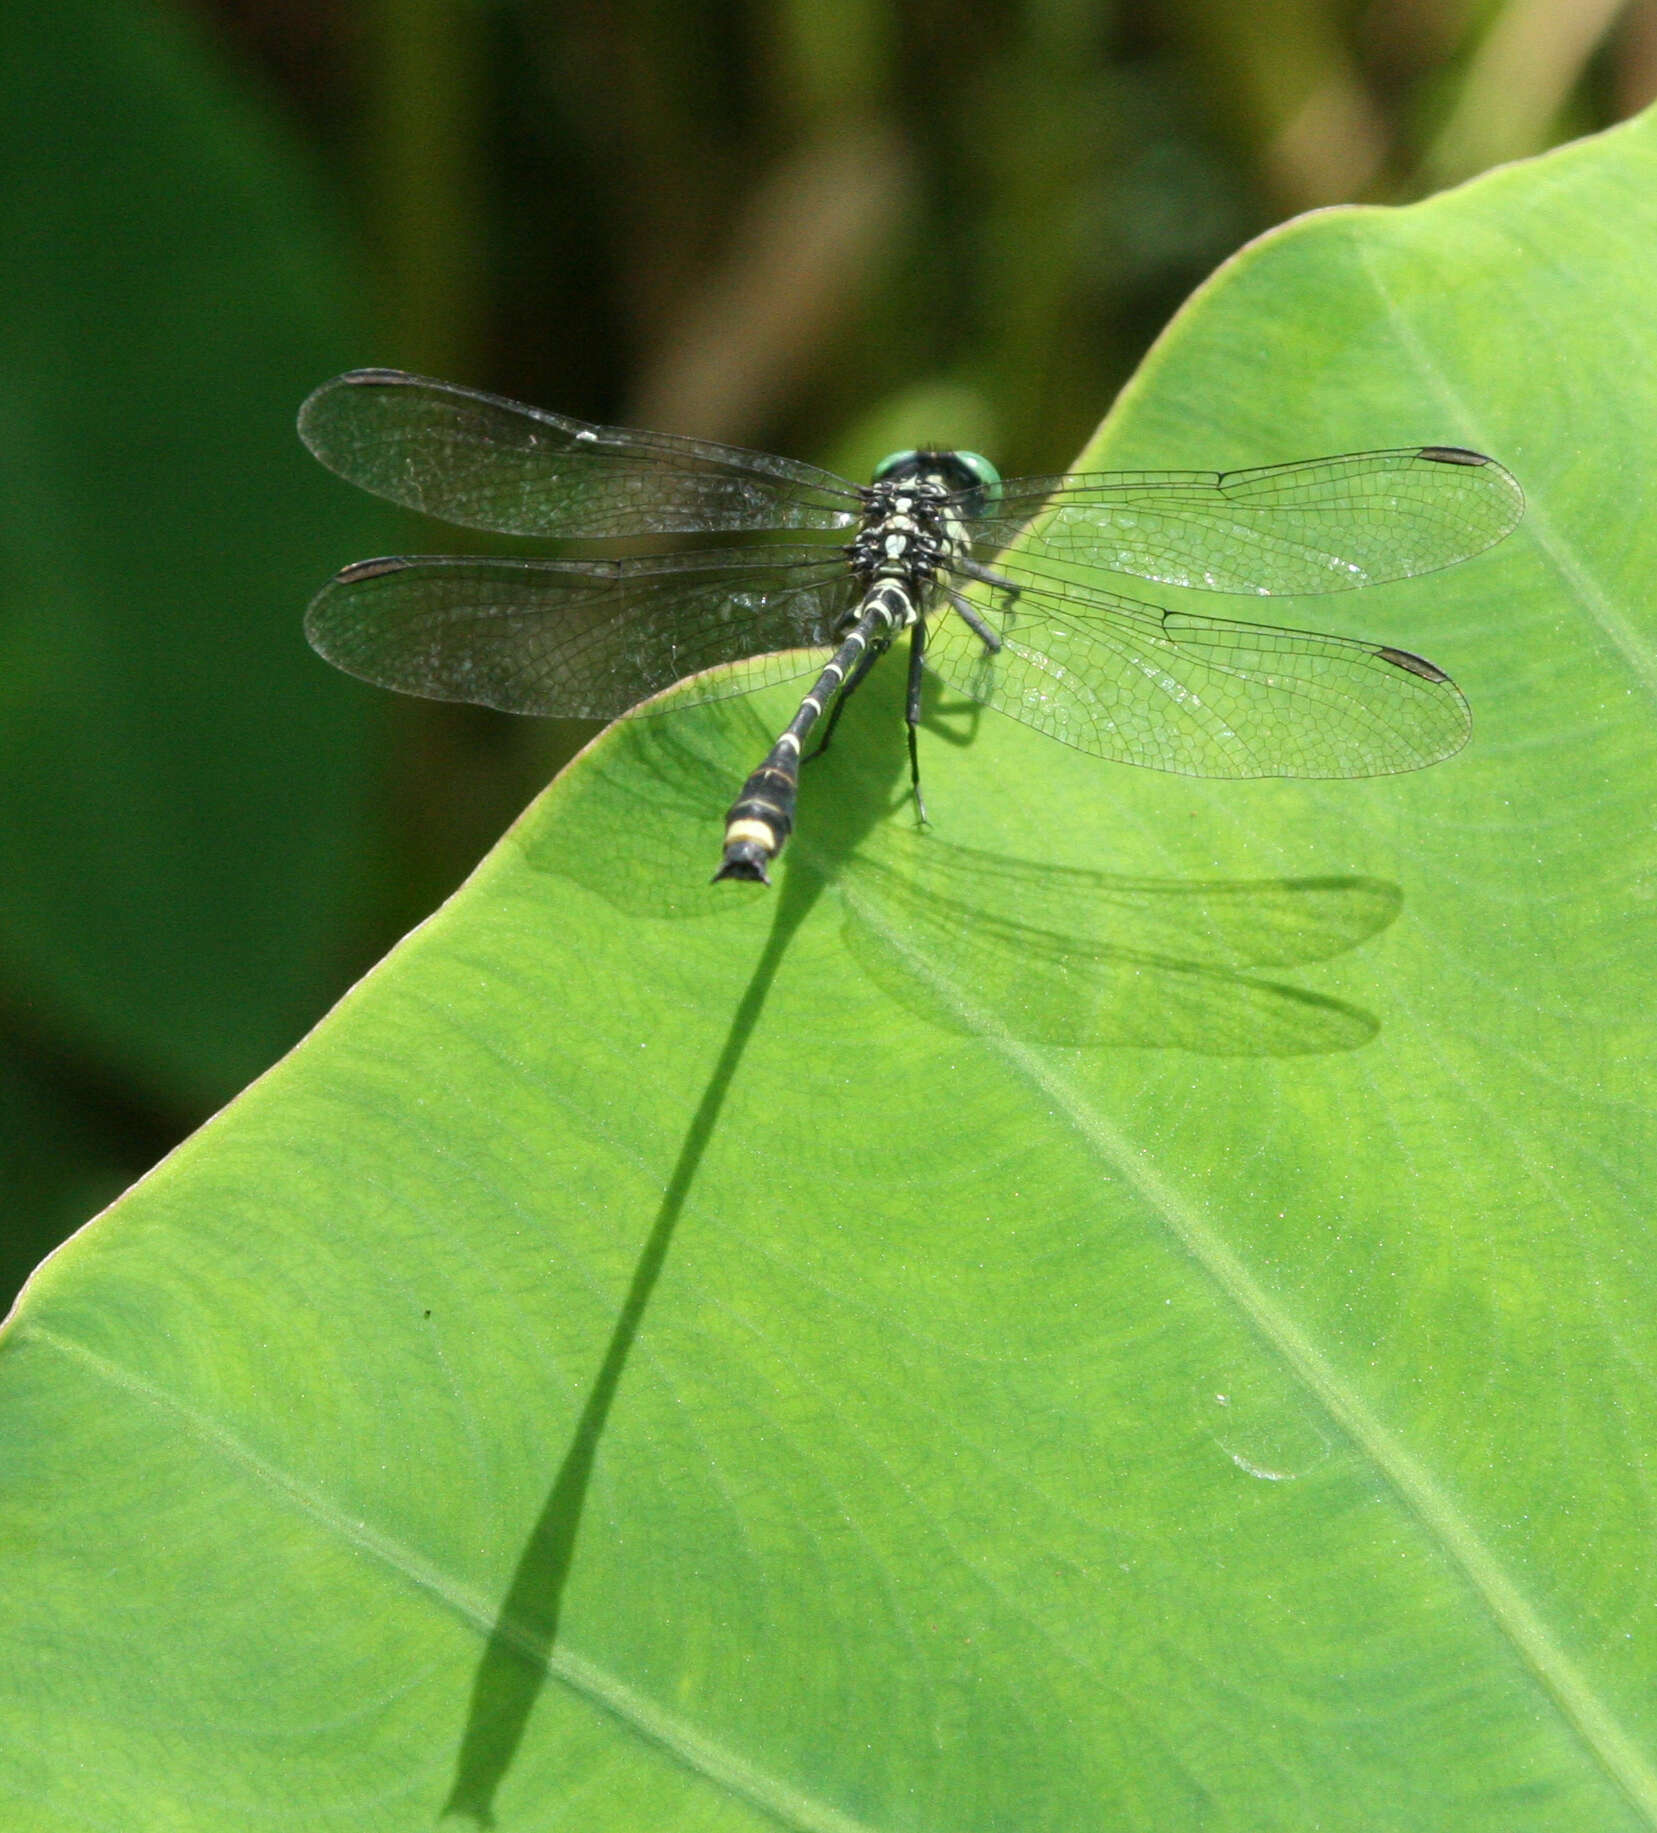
[5,109,1656,1831]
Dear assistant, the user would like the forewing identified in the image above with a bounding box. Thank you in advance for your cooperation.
[305,548,855,719]
[961,447,1523,593]
[298,370,864,538]
[924,568,1470,779]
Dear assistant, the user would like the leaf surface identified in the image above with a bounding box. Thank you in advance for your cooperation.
[4,110,1657,1833]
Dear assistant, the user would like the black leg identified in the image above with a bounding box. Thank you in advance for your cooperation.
[947,587,1003,654]
[957,554,1022,598]
[906,621,929,825]
[952,558,1020,649]
[807,633,883,762]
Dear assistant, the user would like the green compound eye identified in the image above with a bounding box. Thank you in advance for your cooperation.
[950,450,1001,489]
[870,448,920,481]
[871,448,1002,490]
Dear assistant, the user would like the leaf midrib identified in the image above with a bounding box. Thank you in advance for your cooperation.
[837,868,1657,1826]
[25,1324,880,1833]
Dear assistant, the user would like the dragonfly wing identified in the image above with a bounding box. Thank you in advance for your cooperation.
[305,547,857,719]
[962,447,1523,593]
[925,568,1470,778]
[299,370,865,538]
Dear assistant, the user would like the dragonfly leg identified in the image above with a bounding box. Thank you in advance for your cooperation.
[906,621,929,826]
[946,585,1003,655]
[807,633,883,763]
[956,554,1022,598]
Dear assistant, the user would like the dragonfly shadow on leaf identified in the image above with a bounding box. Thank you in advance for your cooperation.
[447,702,893,1825]
[523,694,1401,1058]
[456,714,1399,1820]
[518,677,916,912]
[836,832,1400,1057]
[917,684,988,753]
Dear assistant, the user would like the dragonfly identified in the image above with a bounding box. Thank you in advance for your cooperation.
[299,369,1523,884]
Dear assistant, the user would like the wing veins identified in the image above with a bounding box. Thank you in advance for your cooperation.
[298,370,865,538]
[306,548,857,719]
[924,567,1470,777]
[956,446,1523,594]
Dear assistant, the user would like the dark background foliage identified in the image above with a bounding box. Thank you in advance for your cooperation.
[2,0,1652,1310]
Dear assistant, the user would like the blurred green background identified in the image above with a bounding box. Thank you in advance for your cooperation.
[2,0,1652,1312]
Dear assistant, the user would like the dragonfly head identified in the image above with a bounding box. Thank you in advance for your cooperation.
[871,448,1001,496]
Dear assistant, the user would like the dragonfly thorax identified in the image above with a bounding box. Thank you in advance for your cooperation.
[848,474,973,609]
